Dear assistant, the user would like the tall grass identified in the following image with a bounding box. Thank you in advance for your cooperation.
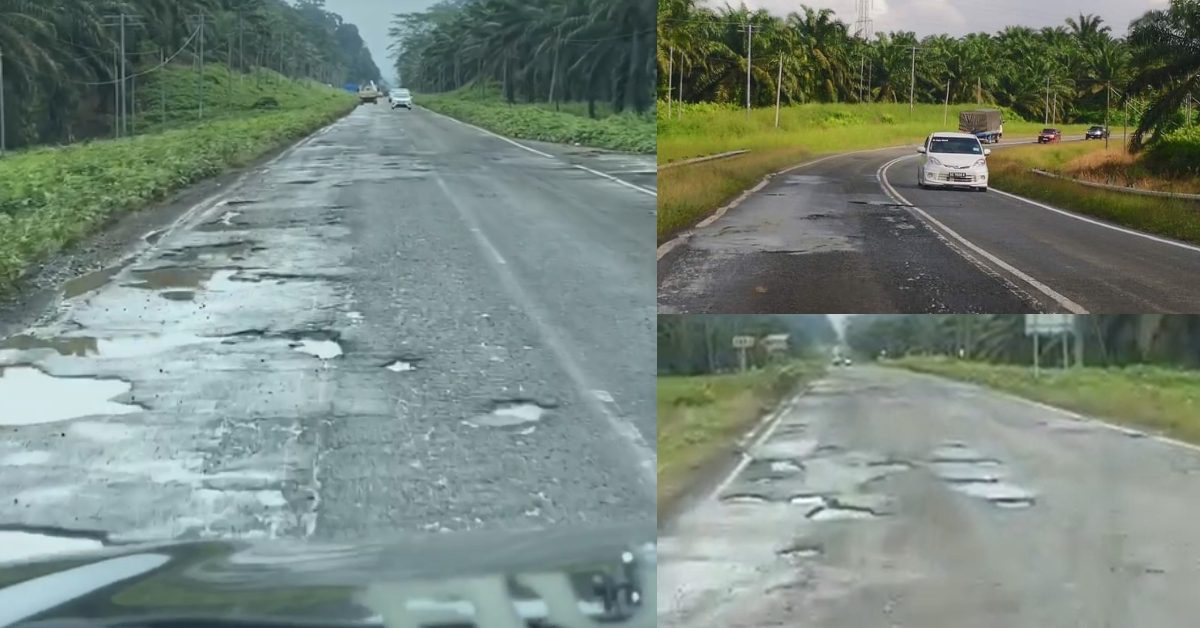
[657,361,824,518]
[987,144,1200,244]
[416,87,655,153]
[656,102,1090,243]
[891,356,1200,444]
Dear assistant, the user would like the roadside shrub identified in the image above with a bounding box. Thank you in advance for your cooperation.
[1143,127,1200,177]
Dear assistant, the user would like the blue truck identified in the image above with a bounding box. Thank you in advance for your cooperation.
[959,109,1004,144]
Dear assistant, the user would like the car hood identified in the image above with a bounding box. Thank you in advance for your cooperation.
[927,152,985,167]
[0,522,654,627]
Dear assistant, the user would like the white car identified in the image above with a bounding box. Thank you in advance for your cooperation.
[916,132,991,192]
[389,89,413,110]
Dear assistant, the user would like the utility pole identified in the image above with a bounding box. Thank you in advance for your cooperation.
[775,52,783,128]
[1045,74,1050,125]
[161,49,167,125]
[740,23,753,116]
[943,78,950,125]
[1105,80,1110,150]
[909,45,917,114]
[190,11,213,120]
[0,46,6,156]
[667,46,673,119]
[104,13,144,137]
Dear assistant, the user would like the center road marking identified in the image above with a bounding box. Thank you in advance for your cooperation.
[878,154,1088,314]
[419,107,656,197]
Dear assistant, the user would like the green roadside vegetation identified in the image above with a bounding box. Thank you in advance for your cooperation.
[655,101,1088,243]
[0,64,356,294]
[657,361,824,518]
[415,89,655,154]
[988,138,1200,245]
[890,356,1200,444]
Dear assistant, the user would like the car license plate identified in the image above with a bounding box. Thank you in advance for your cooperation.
[951,172,970,180]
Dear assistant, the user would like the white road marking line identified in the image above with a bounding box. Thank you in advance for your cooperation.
[707,388,803,501]
[878,154,1087,313]
[419,106,656,196]
[432,174,656,488]
[989,187,1200,255]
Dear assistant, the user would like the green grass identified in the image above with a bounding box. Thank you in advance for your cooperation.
[655,101,1088,243]
[890,356,1200,444]
[987,143,1200,245]
[415,89,655,154]
[657,361,824,518]
[0,66,356,294]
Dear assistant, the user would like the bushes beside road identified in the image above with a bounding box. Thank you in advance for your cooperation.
[0,75,356,294]
[657,361,824,518]
[890,356,1200,445]
[415,90,655,154]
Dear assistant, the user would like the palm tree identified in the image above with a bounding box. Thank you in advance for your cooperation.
[1125,0,1200,151]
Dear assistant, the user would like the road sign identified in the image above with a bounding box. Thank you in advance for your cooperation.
[760,334,789,353]
[732,336,755,349]
[1024,314,1073,335]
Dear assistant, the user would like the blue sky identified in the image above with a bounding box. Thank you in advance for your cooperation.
[737,0,1168,37]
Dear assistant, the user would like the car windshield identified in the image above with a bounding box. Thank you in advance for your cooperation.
[1090,126,1104,130]
[1043,128,1057,133]
[929,137,983,154]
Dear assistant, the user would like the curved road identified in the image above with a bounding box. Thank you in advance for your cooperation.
[659,366,1200,627]
[657,138,1200,313]
[0,104,656,548]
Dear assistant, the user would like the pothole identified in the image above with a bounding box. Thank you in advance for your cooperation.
[0,366,141,425]
[928,444,1000,465]
[158,241,262,263]
[0,527,106,565]
[126,267,216,290]
[808,506,878,521]
[951,481,1036,506]
[777,543,822,559]
[63,258,135,299]
[285,179,319,185]
[161,290,195,302]
[384,359,419,372]
[289,339,343,360]
[931,461,1005,484]
[770,460,803,473]
[224,199,259,206]
[789,496,826,512]
[722,494,769,504]
[464,400,555,429]
[1,332,212,359]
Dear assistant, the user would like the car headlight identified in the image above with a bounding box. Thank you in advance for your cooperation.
[927,156,943,166]
[973,158,986,168]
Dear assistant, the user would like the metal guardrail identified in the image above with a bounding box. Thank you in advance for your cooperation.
[1030,168,1200,201]
[657,149,750,171]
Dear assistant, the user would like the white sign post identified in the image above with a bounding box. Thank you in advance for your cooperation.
[732,335,755,372]
[1024,315,1075,378]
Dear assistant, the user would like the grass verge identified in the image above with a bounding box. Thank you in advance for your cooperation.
[988,144,1200,245]
[0,73,355,294]
[657,361,824,519]
[656,101,1088,244]
[415,89,655,154]
[890,356,1200,444]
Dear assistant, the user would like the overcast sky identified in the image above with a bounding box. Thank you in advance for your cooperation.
[736,0,1168,37]
[322,0,437,83]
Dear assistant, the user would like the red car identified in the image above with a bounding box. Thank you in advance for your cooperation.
[1037,128,1062,143]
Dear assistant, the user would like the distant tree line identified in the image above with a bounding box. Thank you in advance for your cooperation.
[0,0,379,150]
[658,315,837,375]
[659,0,1200,150]
[845,315,1200,368]
[390,0,655,116]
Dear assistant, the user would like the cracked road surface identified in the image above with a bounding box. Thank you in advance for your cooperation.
[658,366,1200,627]
[0,104,656,546]
[657,138,1200,314]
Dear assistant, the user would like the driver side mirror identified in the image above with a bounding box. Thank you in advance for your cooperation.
[917,146,927,154]
[983,149,992,156]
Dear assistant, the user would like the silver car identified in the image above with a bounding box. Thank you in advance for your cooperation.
[916,132,991,192]
[389,88,413,110]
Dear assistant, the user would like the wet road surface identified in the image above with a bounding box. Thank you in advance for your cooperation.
[657,138,1200,313]
[0,104,656,546]
[658,365,1200,627]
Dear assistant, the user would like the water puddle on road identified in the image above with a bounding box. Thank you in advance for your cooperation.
[465,401,553,428]
[126,267,216,290]
[0,366,141,425]
[385,360,416,372]
[0,530,104,565]
[158,241,263,264]
[809,507,878,521]
[290,340,343,360]
[161,290,195,301]
[1,332,214,360]
[63,259,136,299]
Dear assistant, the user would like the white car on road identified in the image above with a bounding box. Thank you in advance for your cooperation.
[389,88,413,110]
[916,132,991,192]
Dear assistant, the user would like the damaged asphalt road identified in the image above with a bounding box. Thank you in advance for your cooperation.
[658,366,1200,628]
[0,104,656,549]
